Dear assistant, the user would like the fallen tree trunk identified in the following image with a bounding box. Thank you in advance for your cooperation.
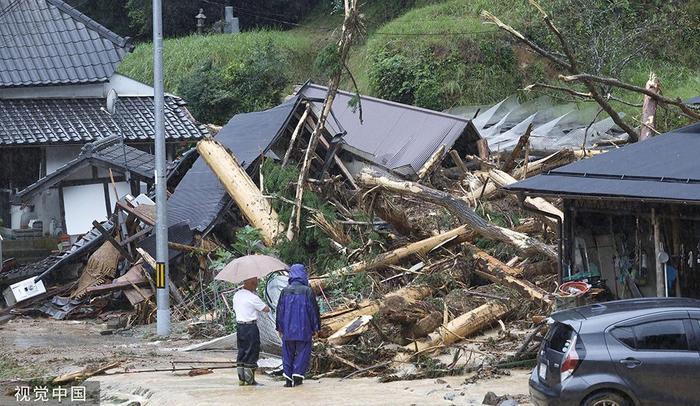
[639,73,660,142]
[357,169,557,261]
[331,224,474,275]
[396,299,512,361]
[197,138,284,246]
[321,285,432,338]
[488,168,563,228]
[464,244,553,307]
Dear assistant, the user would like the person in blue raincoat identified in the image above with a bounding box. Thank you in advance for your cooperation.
[276,264,320,387]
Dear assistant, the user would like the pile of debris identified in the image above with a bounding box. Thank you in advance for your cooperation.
[0,83,605,379]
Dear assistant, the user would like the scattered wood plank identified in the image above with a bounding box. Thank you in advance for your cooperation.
[417,145,446,182]
[501,123,532,173]
[464,243,553,307]
[487,168,563,228]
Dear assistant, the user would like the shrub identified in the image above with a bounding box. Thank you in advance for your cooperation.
[177,41,290,125]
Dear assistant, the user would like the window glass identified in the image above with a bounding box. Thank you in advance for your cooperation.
[611,326,636,348]
[634,320,688,351]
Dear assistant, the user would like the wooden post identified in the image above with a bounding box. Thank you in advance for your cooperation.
[652,208,665,297]
[197,138,284,246]
[502,123,533,173]
[639,73,660,142]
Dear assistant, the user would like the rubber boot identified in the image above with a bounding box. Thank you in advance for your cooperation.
[284,376,293,387]
[293,375,304,387]
[238,367,256,386]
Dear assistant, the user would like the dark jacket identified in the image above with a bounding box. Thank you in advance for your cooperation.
[276,264,321,342]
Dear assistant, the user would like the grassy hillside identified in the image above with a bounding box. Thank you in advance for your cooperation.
[118,0,699,130]
[119,30,318,93]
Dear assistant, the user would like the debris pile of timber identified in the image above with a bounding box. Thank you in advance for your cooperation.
[0,91,602,381]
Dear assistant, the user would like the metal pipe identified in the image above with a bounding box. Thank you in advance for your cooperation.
[153,0,170,336]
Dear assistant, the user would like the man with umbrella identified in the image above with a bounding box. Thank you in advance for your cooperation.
[276,264,320,387]
[216,254,288,386]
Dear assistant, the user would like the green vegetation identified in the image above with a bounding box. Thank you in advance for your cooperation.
[118,0,699,132]
[119,30,317,93]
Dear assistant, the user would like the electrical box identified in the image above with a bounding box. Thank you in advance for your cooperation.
[2,277,46,306]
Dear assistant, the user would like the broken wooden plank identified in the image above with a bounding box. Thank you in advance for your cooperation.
[501,123,532,173]
[464,243,553,307]
[197,138,284,246]
[417,144,446,181]
[84,278,148,294]
[488,168,563,228]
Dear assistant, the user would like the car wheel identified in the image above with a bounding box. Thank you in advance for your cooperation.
[582,390,630,406]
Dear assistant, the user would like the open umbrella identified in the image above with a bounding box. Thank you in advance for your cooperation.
[215,254,288,284]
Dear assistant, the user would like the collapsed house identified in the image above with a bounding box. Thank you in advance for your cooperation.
[507,121,700,299]
[0,0,207,251]
[296,83,483,179]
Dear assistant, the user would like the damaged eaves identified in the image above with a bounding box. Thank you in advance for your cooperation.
[16,136,157,202]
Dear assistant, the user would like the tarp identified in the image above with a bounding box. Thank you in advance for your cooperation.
[506,122,700,203]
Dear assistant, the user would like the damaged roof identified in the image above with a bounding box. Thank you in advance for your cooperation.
[297,83,480,177]
[0,96,208,145]
[505,122,700,203]
[0,0,132,88]
[165,97,301,235]
[16,135,155,200]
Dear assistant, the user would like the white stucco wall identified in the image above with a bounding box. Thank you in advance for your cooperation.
[0,73,154,99]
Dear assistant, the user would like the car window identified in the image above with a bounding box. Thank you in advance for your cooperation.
[610,320,689,351]
[611,326,636,348]
[611,320,689,351]
[635,320,688,350]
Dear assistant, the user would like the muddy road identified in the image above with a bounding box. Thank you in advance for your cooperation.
[0,318,532,405]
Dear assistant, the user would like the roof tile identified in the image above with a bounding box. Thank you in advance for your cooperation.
[0,96,209,145]
[0,0,132,87]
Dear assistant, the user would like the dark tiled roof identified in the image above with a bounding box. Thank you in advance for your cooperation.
[0,0,132,87]
[0,96,209,145]
[16,135,156,200]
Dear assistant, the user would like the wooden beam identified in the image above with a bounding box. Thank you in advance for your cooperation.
[92,221,134,263]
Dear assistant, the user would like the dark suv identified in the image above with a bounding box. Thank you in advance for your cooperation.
[530,298,700,406]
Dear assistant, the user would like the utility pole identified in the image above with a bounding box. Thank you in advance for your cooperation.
[153,0,170,336]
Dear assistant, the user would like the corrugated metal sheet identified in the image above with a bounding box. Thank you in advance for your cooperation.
[297,83,477,177]
[505,122,700,203]
[0,0,132,87]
